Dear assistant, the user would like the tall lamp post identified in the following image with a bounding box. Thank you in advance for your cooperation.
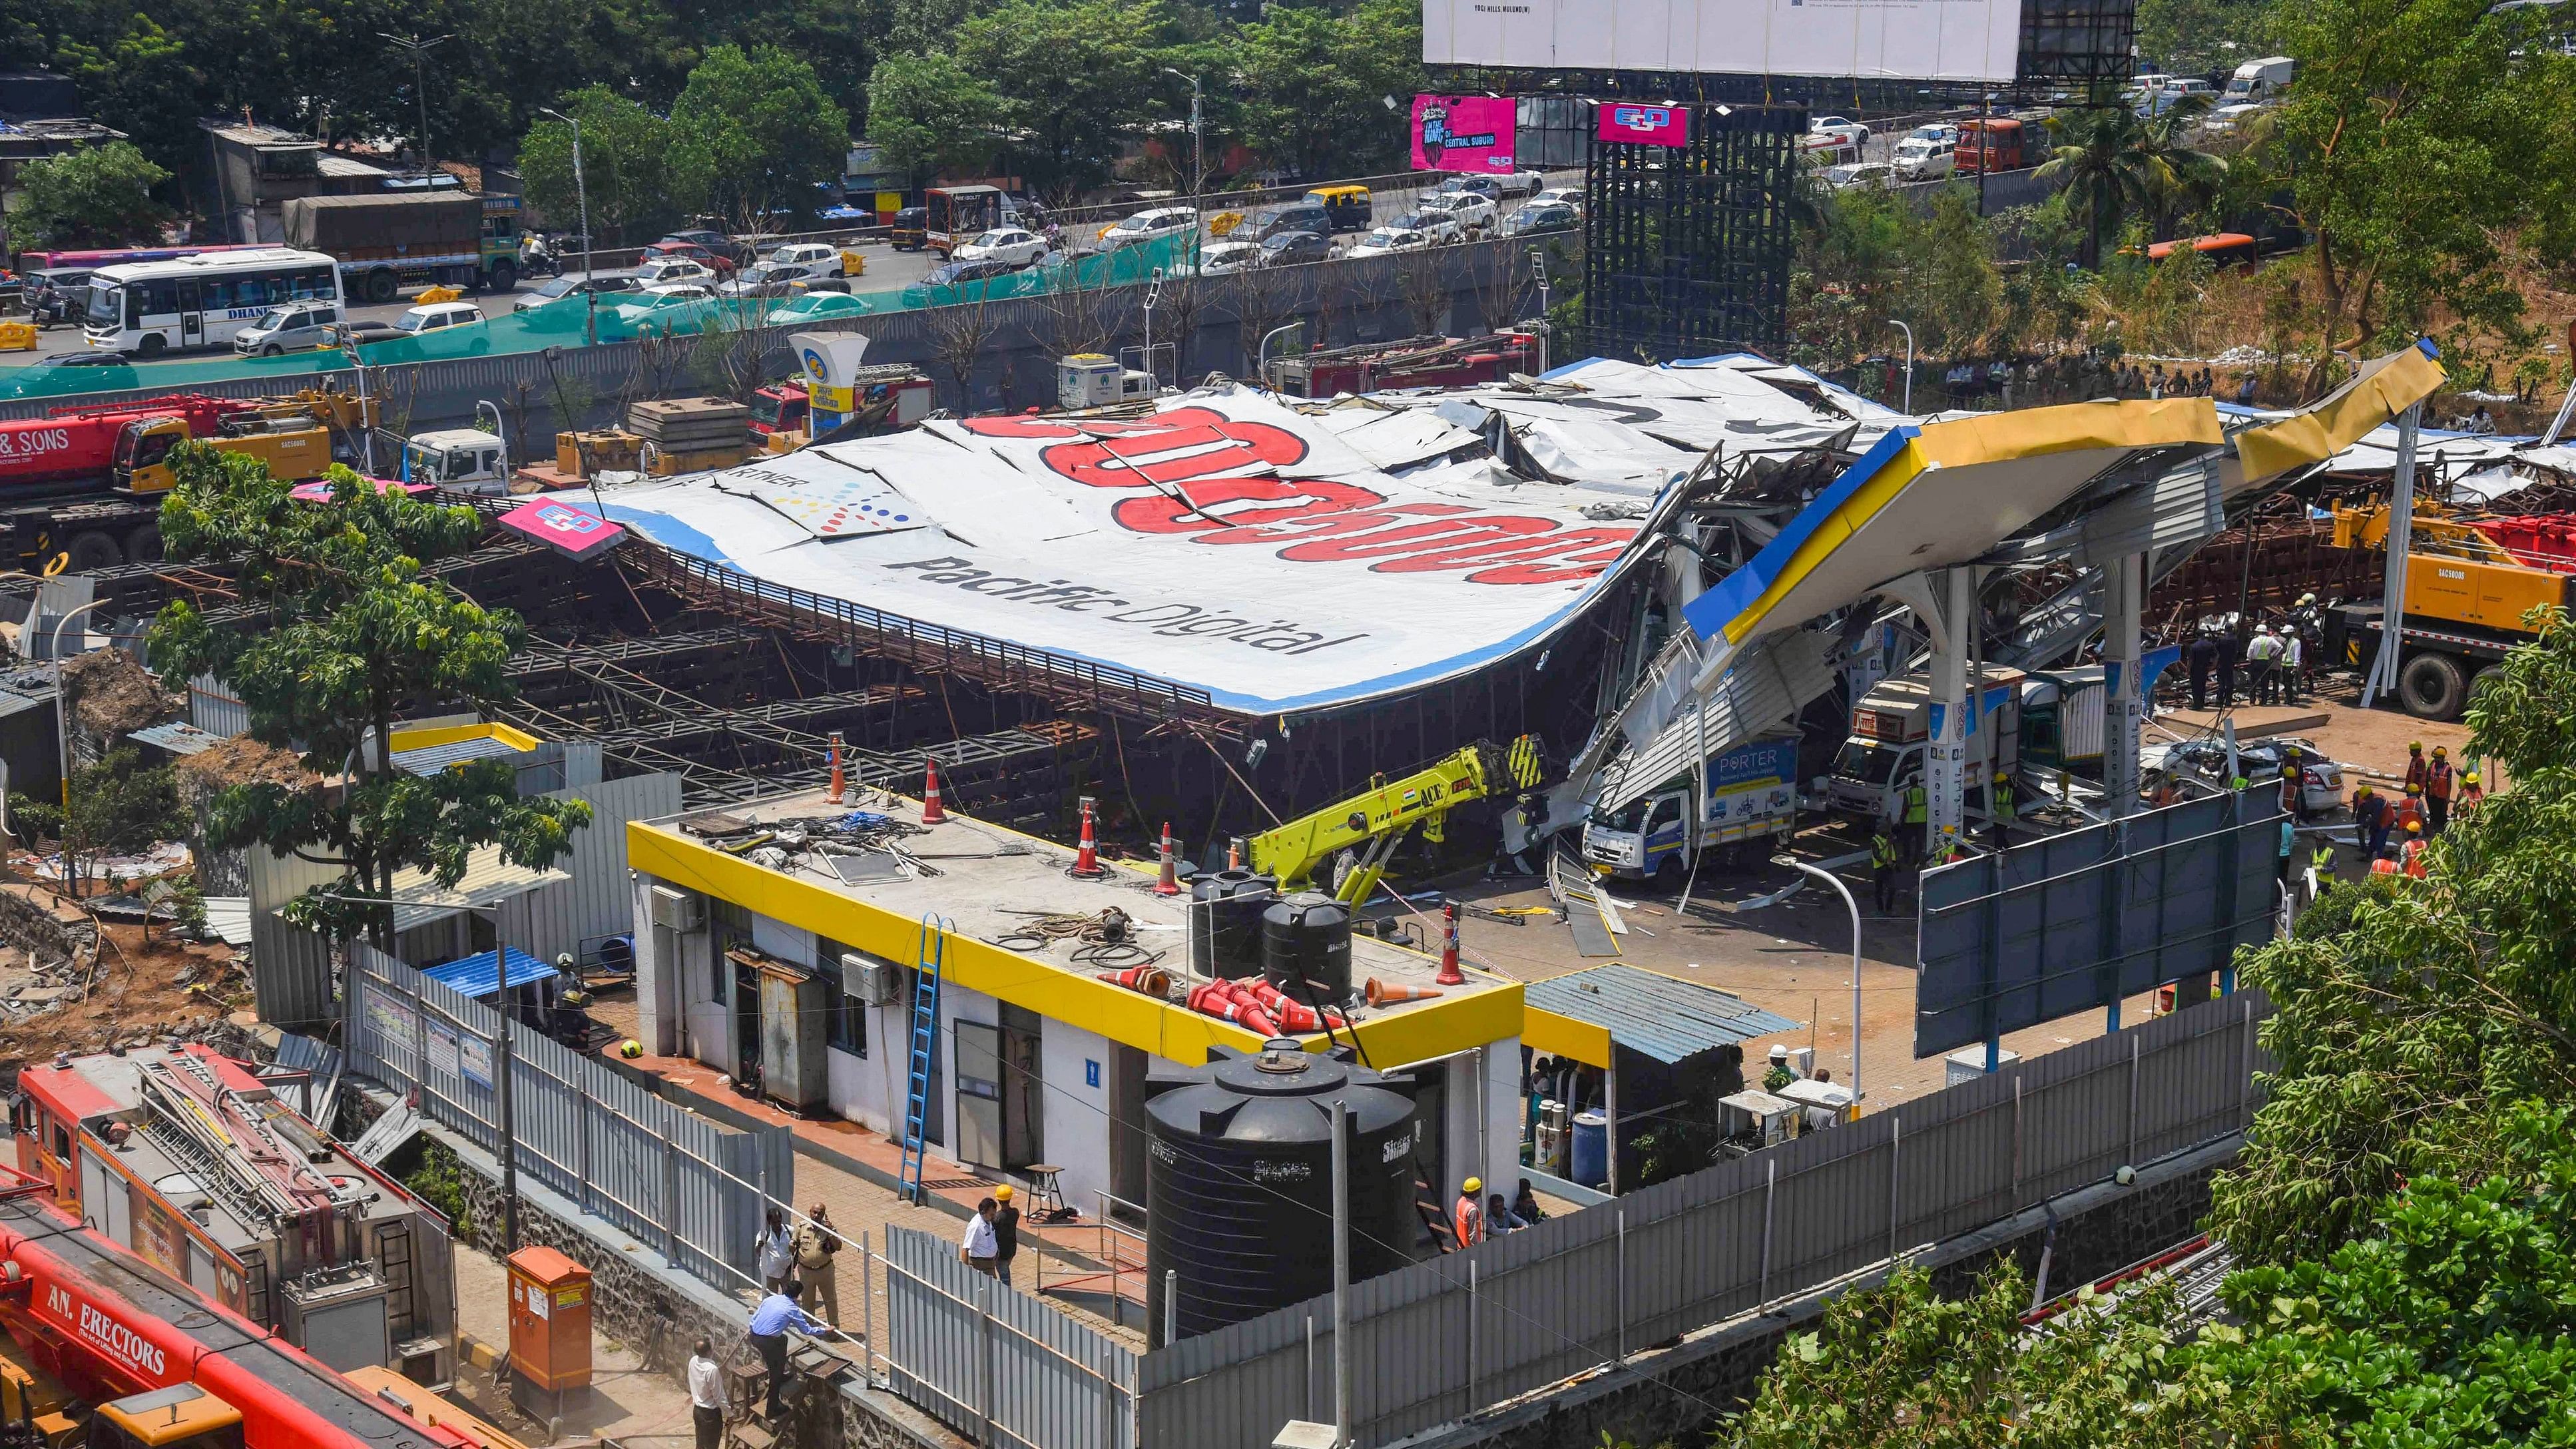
[1787,860,1866,1104]
[1160,69,1204,272]
[1888,318,1916,414]
[376,33,453,177]
[538,107,593,283]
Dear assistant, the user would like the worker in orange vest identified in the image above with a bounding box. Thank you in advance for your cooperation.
[2424,746,2455,836]
[2403,740,2429,793]
[2396,784,2426,836]
[2459,770,2486,816]
[2400,820,2429,878]
[1452,1177,1485,1249]
[2370,845,2403,876]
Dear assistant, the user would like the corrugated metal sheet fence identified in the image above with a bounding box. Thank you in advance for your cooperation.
[346,942,794,1298]
[881,1227,1137,1449]
[1131,988,2268,1448]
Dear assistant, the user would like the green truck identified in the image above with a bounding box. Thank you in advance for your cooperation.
[282,191,523,303]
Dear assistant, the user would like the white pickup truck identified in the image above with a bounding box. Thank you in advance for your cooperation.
[1827,667,2023,825]
[1581,735,1801,882]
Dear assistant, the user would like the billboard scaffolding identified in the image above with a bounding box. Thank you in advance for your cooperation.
[1579,102,1800,364]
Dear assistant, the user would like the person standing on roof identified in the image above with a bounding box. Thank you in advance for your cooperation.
[2424,746,2455,836]
[1452,1177,1485,1249]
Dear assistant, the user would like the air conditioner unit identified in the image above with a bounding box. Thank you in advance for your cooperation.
[846,954,900,1006]
[649,886,704,932]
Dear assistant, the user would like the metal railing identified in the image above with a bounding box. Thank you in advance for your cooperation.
[882,1225,1140,1449]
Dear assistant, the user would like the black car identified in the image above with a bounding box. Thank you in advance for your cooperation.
[659,228,746,264]
[889,206,929,251]
[1505,204,1579,236]
[1244,202,1333,242]
[45,350,130,367]
[1259,230,1334,267]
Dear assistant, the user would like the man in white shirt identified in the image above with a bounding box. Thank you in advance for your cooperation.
[687,1337,729,1449]
[755,1207,795,1294]
[961,1197,1000,1276]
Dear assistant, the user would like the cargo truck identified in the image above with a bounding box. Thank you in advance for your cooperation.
[282,192,523,304]
[2017,667,2107,777]
[0,390,368,571]
[2322,500,2575,719]
[1827,666,2023,824]
[1581,735,1801,882]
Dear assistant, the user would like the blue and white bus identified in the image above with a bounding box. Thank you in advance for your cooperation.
[85,248,341,356]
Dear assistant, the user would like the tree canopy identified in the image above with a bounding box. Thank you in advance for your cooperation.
[11,141,168,248]
[667,45,850,231]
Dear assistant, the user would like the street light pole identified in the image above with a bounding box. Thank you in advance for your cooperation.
[539,107,593,283]
[1788,861,1865,1104]
[1162,69,1204,273]
[1888,318,1916,414]
[376,33,453,177]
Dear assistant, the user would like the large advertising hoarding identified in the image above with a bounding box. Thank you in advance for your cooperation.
[1424,0,2026,84]
[1410,95,1521,173]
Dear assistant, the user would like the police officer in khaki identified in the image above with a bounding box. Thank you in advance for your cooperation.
[796,1202,842,1328]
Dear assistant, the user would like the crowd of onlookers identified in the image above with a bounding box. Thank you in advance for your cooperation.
[1912,352,2258,410]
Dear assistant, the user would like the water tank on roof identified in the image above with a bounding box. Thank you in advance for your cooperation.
[1143,1041,1417,1346]
[1260,892,1353,1008]
[1187,870,1277,980]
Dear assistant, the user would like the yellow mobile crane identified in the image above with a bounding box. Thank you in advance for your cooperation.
[1246,735,1545,906]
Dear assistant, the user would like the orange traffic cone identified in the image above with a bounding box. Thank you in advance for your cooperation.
[1096,966,1173,997]
[1435,901,1466,986]
[826,731,847,805]
[921,756,947,824]
[1188,982,1277,1036]
[1366,978,1446,1006]
[1228,836,1245,870]
[1153,822,1182,896]
[1070,796,1108,879]
[1244,978,1337,1032]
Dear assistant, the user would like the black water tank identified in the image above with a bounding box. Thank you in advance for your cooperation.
[1188,871,1277,980]
[1144,1041,1417,1345]
[1260,892,1353,1006]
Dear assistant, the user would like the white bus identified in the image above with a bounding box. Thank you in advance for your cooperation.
[85,248,342,356]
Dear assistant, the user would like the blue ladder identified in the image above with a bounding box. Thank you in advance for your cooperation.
[898,914,951,1205]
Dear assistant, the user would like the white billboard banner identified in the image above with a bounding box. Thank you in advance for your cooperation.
[583,389,1658,716]
[1424,0,2025,85]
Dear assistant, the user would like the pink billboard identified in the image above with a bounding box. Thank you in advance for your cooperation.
[499,498,628,561]
[1597,102,1690,148]
[1410,95,1519,174]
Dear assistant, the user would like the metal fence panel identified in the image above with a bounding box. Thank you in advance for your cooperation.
[1121,988,2270,1449]
[882,1227,1135,1449]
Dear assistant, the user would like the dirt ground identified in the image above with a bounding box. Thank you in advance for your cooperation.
[0,914,248,1071]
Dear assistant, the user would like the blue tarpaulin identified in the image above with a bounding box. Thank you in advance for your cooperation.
[423,946,557,1000]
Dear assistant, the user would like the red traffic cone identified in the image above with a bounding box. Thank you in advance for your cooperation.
[1435,900,1466,986]
[1096,966,1173,997]
[1228,836,1245,870]
[1366,978,1446,1006]
[920,756,947,824]
[827,731,847,805]
[1071,796,1108,878]
[1153,822,1182,896]
[1188,982,1278,1036]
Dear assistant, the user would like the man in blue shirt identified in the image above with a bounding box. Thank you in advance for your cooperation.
[748,1283,826,1420]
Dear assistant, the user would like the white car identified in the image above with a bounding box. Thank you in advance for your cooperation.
[1418,193,1497,236]
[953,227,1051,267]
[2202,102,2266,135]
[635,256,717,286]
[1823,161,1896,190]
[1348,226,1428,258]
[764,242,842,273]
[1527,186,1585,214]
[1908,123,1961,146]
[642,282,716,301]
[1494,168,1549,195]
[1810,115,1872,148]
[1097,206,1198,250]
[1390,210,1464,246]
[393,301,485,334]
[1892,137,1955,180]
[1192,240,1262,275]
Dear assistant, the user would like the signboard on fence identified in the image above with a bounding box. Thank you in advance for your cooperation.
[1598,103,1691,148]
[427,1022,461,1079]
[1410,95,1519,174]
[1914,788,2284,1057]
[363,990,416,1056]
[460,1033,495,1089]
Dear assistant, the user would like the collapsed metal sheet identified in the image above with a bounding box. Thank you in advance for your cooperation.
[1914,789,2284,1059]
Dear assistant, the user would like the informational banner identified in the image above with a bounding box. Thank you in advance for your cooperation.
[499,498,627,560]
[587,388,1657,715]
[1598,102,1692,147]
[1424,0,2027,85]
[1410,95,1520,174]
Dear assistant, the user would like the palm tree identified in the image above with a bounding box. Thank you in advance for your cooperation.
[2037,85,2226,267]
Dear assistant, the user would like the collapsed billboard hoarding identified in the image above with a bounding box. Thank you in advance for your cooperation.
[1914,788,2283,1059]
[1424,0,2025,84]
[1411,95,1520,174]
[581,388,1659,717]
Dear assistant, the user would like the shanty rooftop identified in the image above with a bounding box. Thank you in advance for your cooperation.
[627,785,1521,1067]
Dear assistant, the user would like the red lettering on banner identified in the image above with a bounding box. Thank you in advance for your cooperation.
[1110,477,1390,534]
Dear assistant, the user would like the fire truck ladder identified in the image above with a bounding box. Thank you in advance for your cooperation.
[136,1053,339,1227]
[897,916,951,1205]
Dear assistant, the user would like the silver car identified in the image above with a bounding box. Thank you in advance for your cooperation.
[232,301,346,356]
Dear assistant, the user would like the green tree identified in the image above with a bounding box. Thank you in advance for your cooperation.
[2208,605,2576,1263]
[668,45,851,232]
[865,51,1005,179]
[2035,87,2222,267]
[518,85,695,246]
[2136,0,2274,76]
[12,140,169,248]
[61,746,186,898]
[1234,0,1424,180]
[146,449,591,950]
[2264,0,2576,348]
[52,17,214,178]
[952,0,1168,197]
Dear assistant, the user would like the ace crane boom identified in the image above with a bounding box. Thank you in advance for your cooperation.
[1244,735,1544,908]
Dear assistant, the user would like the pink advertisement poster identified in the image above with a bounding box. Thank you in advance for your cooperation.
[1597,102,1691,148]
[1410,95,1519,174]
[499,498,627,561]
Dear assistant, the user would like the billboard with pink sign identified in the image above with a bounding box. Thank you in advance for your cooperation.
[1597,101,1691,148]
[288,475,432,503]
[498,499,627,561]
[1410,95,1519,174]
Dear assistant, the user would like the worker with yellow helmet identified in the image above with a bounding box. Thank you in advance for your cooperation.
[1451,1177,1485,1249]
